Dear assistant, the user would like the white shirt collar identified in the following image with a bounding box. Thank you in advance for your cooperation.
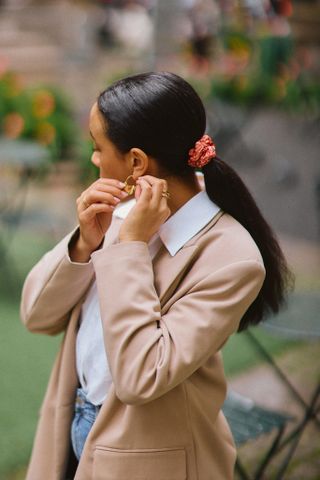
[114,190,221,256]
[113,197,137,219]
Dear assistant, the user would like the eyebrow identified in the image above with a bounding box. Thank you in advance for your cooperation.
[89,130,96,141]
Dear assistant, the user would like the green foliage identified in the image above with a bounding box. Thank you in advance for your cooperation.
[0,72,79,162]
[0,298,61,475]
[0,230,60,475]
[188,22,318,113]
[223,328,301,376]
[259,35,294,76]
[208,74,320,112]
[221,29,254,58]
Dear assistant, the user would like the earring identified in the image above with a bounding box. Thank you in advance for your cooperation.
[123,175,136,195]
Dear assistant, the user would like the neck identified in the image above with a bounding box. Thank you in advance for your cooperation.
[165,173,202,216]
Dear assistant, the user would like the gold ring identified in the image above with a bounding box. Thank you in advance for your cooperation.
[161,191,170,199]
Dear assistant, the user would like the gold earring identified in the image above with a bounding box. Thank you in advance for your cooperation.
[123,174,136,195]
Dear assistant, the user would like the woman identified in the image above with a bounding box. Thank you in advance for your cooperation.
[20,72,292,480]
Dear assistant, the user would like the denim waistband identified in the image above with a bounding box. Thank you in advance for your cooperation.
[75,387,101,415]
[71,387,101,461]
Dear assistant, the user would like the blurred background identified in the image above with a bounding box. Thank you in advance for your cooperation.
[0,0,319,478]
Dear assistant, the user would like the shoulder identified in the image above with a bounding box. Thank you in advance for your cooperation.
[190,211,265,277]
[167,211,266,308]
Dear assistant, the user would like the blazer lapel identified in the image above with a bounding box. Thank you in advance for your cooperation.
[153,210,224,306]
[153,244,199,306]
[97,209,224,306]
[103,216,199,306]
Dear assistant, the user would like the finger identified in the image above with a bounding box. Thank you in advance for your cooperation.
[150,180,166,208]
[134,182,142,200]
[138,175,168,191]
[85,190,122,207]
[137,178,153,203]
[94,184,129,200]
[136,176,167,194]
[77,193,91,212]
[77,194,117,214]
[138,176,168,208]
[79,178,126,205]
[94,178,126,189]
[138,175,167,187]
[79,203,115,221]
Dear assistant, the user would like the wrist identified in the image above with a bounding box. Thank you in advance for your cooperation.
[119,236,148,244]
[69,232,103,263]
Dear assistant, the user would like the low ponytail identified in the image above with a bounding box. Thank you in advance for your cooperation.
[97,71,293,331]
[202,157,294,331]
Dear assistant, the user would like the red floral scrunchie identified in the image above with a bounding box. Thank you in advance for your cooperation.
[188,134,216,168]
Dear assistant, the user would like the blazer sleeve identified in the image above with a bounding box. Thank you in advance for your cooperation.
[91,241,266,406]
[20,226,94,335]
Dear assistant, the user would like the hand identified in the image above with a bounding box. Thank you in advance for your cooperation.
[119,175,171,243]
[70,178,129,261]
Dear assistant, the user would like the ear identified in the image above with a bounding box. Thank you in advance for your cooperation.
[126,147,149,178]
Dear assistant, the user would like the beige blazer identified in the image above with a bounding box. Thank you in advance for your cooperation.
[20,210,266,480]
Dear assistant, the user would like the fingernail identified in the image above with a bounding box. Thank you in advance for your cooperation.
[113,197,121,203]
[118,182,125,187]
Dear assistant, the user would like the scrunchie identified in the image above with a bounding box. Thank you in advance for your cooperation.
[188,134,216,168]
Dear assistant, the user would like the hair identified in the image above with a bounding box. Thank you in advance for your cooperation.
[97,71,294,332]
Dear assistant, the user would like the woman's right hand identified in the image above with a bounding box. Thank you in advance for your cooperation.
[70,178,129,262]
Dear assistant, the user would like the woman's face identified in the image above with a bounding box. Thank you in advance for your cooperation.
[89,102,128,181]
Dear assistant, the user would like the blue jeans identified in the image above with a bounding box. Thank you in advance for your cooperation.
[71,388,101,461]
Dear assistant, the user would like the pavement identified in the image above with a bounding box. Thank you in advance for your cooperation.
[229,341,320,479]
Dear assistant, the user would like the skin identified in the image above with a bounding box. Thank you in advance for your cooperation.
[69,102,202,263]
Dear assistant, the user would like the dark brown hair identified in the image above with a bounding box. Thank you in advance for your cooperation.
[97,71,294,331]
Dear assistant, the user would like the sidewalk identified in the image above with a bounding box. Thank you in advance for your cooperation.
[229,342,320,479]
